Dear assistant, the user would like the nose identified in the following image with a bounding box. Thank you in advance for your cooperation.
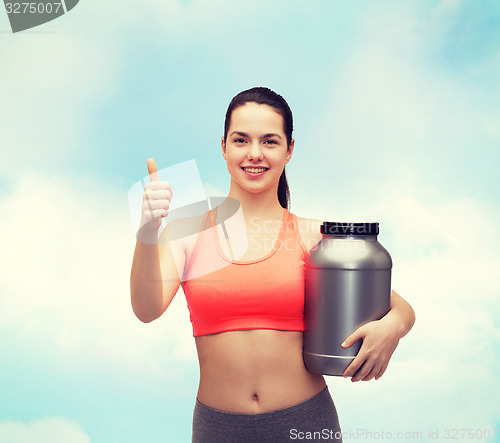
[247,141,263,161]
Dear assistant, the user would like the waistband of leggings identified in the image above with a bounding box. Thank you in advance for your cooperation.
[194,386,331,426]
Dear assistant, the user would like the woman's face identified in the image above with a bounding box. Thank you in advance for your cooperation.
[222,102,294,195]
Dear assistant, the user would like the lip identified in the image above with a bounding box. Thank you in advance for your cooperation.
[241,167,269,178]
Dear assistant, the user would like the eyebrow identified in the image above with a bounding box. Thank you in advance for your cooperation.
[229,131,282,139]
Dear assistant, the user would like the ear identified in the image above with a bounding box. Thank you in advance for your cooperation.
[285,138,295,164]
[221,136,226,160]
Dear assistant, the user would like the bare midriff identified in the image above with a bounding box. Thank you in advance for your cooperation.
[194,328,326,414]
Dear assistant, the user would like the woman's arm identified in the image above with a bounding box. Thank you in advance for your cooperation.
[130,220,186,323]
[340,290,416,382]
[383,290,416,339]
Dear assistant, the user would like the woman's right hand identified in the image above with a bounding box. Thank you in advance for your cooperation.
[139,158,173,238]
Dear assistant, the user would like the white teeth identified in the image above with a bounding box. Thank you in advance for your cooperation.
[243,168,268,173]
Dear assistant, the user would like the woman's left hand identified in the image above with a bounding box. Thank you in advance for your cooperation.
[341,315,402,382]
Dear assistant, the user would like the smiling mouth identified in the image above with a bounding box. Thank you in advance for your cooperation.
[241,167,269,173]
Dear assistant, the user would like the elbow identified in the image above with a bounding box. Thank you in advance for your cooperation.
[404,300,416,334]
[134,311,159,324]
[131,303,161,324]
[403,305,416,336]
[130,286,164,323]
[137,314,156,324]
[405,296,416,329]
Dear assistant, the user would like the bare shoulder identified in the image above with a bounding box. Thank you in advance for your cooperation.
[294,215,323,253]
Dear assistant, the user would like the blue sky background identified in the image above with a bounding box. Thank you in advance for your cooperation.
[1,0,499,442]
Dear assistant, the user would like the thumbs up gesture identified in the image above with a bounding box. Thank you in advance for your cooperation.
[138,158,173,240]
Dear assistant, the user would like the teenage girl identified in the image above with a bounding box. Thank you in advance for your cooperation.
[130,87,415,442]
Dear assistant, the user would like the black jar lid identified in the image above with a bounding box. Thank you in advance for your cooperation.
[321,222,379,235]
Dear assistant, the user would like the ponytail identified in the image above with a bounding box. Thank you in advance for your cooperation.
[278,168,290,211]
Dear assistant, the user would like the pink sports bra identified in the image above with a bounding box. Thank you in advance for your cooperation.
[181,207,309,337]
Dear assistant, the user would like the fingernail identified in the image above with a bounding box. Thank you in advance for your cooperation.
[341,341,347,347]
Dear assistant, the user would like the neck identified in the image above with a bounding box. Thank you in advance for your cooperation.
[218,179,284,220]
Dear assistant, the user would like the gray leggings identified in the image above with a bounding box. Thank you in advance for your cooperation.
[192,386,343,442]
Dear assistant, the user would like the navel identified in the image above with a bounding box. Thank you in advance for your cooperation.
[252,393,259,402]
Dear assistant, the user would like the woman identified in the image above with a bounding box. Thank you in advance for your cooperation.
[130,87,416,442]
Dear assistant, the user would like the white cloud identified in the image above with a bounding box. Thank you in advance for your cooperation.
[0,167,197,378]
[0,417,90,443]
